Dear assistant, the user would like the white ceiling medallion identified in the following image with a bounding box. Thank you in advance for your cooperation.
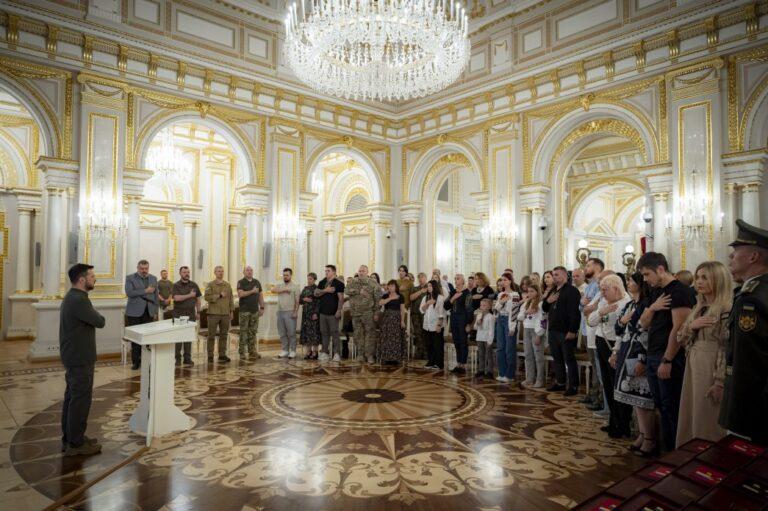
[284,0,470,102]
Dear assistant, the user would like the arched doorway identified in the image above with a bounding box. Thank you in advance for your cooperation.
[139,119,250,284]
[306,150,384,278]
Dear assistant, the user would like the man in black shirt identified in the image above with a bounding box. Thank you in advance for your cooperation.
[315,264,345,362]
[542,266,582,395]
[638,252,695,452]
[172,266,202,366]
[59,263,105,456]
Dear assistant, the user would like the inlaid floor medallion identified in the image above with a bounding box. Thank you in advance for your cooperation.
[7,358,646,510]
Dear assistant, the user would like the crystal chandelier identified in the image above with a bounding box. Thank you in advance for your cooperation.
[482,212,515,249]
[273,210,307,249]
[145,128,192,183]
[78,177,128,241]
[283,0,470,101]
[675,167,724,244]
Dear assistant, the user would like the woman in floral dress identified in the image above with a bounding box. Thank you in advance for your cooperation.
[299,272,321,359]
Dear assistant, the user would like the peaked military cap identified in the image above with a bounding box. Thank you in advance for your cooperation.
[729,219,768,250]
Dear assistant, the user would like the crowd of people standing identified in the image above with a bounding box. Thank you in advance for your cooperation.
[57,219,767,457]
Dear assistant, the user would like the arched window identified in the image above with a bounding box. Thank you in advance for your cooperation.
[345,193,368,212]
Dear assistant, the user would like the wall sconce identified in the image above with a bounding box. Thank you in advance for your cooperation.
[576,239,591,269]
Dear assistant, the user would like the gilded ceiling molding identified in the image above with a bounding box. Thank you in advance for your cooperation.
[548,119,649,186]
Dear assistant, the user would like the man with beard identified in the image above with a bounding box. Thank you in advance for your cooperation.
[124,259,159,370]
[271,268,300,359]
[204,265,234,363]
[172,265,201,366]
[59,263,105,456]
[346,265,381,363]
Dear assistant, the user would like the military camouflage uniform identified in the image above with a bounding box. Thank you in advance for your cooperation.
[237,277,262,359]
[347,275,381,359]
[409,285,429,359]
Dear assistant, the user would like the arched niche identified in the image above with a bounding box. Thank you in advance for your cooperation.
[305,144,384,203]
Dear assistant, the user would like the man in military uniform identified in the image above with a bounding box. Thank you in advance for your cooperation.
[158,269,173,318]
[719,219,768,445]
[409,273,429,359]
[346,264,381,364]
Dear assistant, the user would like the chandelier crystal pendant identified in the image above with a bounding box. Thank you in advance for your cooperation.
[78,176,128,241]
[145,128,192,184]
[482,212,515,250]
[283,0,471,101]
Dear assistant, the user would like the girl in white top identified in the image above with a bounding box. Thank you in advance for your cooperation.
[517,286,547,388]
[419,280,446,370]
[494,273,522,383]
[474,298,496,377]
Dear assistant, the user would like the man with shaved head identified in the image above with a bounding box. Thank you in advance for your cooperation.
[237,265,265,360]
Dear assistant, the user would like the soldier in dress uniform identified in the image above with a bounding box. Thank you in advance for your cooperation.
[346,265,381,364]
[718,219,768,445]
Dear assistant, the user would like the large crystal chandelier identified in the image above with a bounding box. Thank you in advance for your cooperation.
[283,0,470,101]
[145,128,192,183]
[273,209,307,249]
[78,176,128,241]
[675,167,724,244]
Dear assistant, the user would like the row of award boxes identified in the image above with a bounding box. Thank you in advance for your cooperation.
[575,435,768,510]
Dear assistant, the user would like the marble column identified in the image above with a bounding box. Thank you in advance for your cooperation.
[15,208,33,292]
[374,222,387,275]
[228,224,239,282]
[245,211,262,270]
[59,189,71,283]
[652,193,669,256]
[517,209,531,275]
[530,208,544,275]
[181,220,196,278]
[42,188,63,298]
[324,219,336,264]
[723,184,738,243]
[741,183,761,226]
[125,196,141,272]
[407,221,418,273]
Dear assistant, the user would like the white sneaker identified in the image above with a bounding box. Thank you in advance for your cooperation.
[288,351,296,359]
[318,352,329,362]
[278,350,289,358]
[332,354,341,362]
[496,376,510,383]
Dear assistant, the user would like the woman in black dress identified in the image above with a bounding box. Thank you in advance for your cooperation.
[378,279,406,364]
[299,272,321,359]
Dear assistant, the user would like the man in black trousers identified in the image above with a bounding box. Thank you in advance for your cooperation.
[543,266,582,396]
[60,263,105,456]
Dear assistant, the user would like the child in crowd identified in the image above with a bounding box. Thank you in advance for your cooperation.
[474,298,496,378]
[518,285,546,388]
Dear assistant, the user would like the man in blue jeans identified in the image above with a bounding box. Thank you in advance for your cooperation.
[637,252,695,453]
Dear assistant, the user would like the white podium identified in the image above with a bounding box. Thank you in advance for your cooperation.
[123,319,197,444]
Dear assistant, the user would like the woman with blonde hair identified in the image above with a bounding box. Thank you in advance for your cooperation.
[675,261,732,447]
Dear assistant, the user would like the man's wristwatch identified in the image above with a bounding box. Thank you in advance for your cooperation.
[661,357,672,364]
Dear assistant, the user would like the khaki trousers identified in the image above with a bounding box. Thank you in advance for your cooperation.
[207,314,230,357]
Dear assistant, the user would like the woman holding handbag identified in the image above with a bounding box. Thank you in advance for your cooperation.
[611,272,656,457]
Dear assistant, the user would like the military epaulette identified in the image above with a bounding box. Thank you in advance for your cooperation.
[742,279,760,294]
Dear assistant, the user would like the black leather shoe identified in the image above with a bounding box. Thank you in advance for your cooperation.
[131,363,140,370]
[546,383,566,392]
[586,402,604,411]
[218,356,231,363]
[563,388,578,396]
[175,359,181,366]
[183,360,194,367]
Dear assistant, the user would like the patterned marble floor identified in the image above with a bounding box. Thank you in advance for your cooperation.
[1,347,647,510]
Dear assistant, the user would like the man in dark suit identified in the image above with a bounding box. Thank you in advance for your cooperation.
[60,263,105,456]
[124,259,159,370]
[542,266,582,396]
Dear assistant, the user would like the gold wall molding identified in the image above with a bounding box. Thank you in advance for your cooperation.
[0,211,7,336]
[727,44,768,151]
[0,56,72,159]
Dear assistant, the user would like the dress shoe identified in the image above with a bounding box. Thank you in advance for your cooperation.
[600,425,612,432]
[586,402,604,411]
[207,356,214,363]
[64,442,101,457]
[131,363,140,370]
[547,383,566,392]
[62,436,99,452]
[475,371,485,378]
[563,388,578,396]
[580,395,595,404]
[183,359,194,367]
[175,359,181,366]
[218,355,231,363]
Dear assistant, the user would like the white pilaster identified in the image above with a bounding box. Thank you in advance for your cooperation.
[324,218,336,264]
[182,221,196,276]
[15,208,33,292]
[124,197,141,272]
[741,183,761,226]
[530,208,544,275]
[652,193,669,256]
[406,221,418,273]
[721,149,768,228]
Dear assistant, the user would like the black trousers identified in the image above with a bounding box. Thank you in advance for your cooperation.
[61,364,95,447]
[596,336,632,434]
[549,330,579,391]
[425,329,444,368]
[127,307,153,366]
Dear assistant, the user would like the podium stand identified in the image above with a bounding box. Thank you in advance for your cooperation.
[123,319,197,445]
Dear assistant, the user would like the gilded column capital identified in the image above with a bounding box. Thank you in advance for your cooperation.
[652,192,670,202]
[741,182,761,193]
[124,194,143,204]
[724,182,738,194]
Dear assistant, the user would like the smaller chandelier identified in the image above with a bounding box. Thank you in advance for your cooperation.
[675,168,723,244]
[284,0,470,101]
[273,210,307,249]
[482,213,515,249]
[79,177,128,241]
[145,128,192,184]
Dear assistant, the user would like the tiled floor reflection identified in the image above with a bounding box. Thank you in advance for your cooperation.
[2,345,646,510]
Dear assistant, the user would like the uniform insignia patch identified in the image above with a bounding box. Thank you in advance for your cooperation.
[738,306,757,332]
[742,280,759,293]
